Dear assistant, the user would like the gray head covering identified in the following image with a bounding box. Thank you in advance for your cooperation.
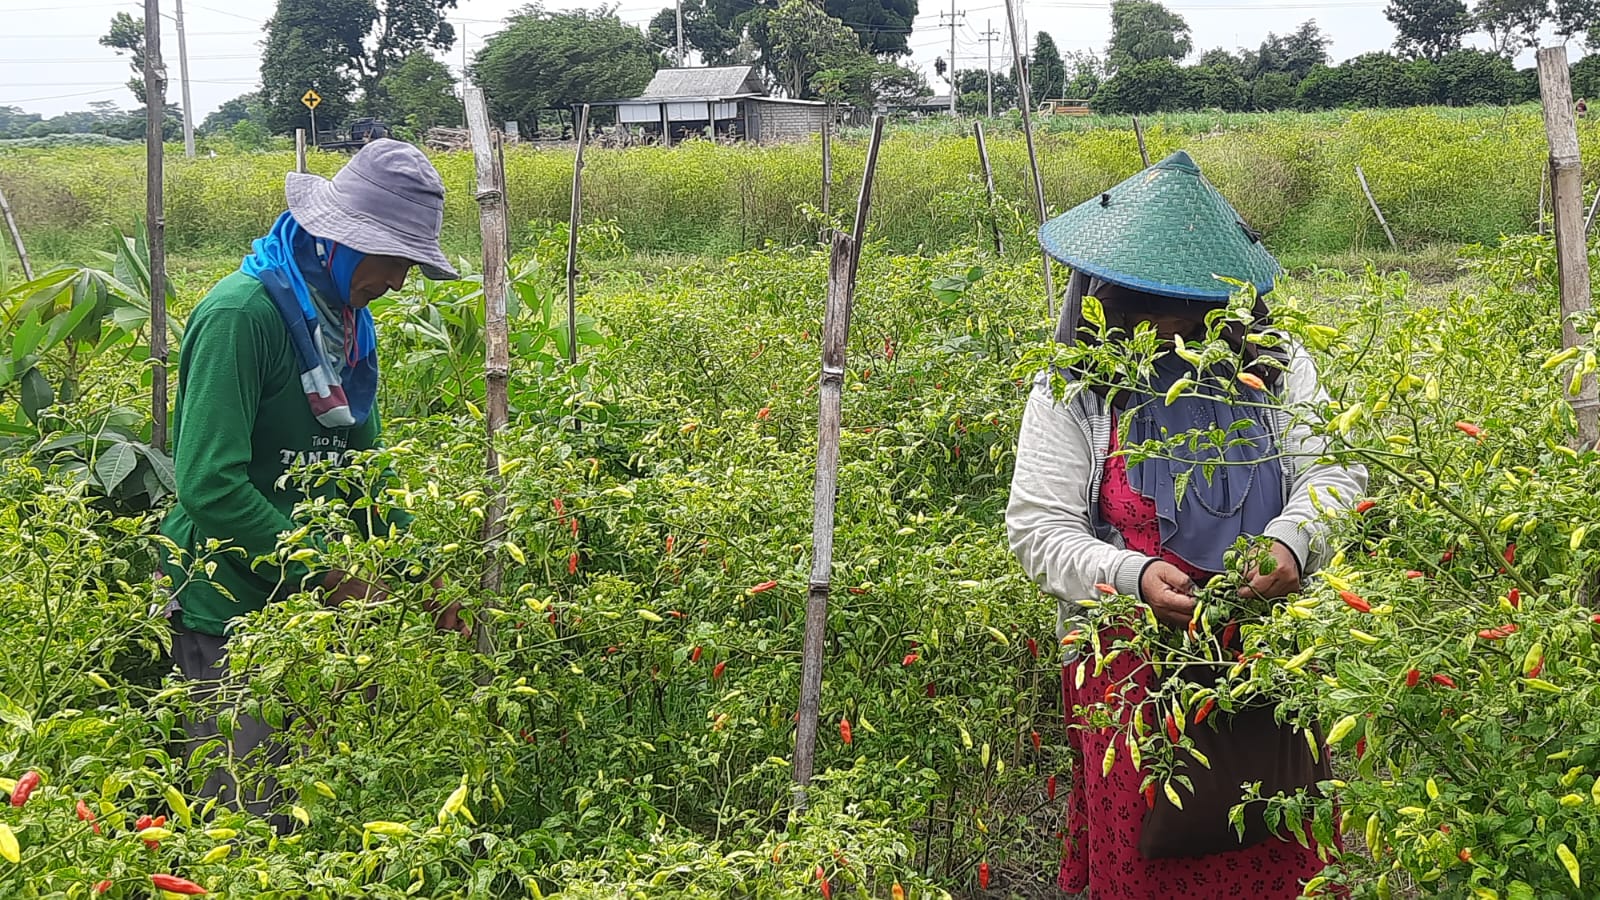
[285,139,460,281]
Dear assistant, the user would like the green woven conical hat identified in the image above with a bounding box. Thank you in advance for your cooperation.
[1038,150,1279,302]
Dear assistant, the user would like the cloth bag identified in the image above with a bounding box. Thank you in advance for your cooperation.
[1138,703,1331,859]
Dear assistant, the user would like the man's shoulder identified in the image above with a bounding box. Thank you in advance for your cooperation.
[188,271,276,329]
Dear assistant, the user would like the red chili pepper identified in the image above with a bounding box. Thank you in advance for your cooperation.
[1165,713,1180,743]
[1454,421,1483,439]
[150,874,208,895]
[925,682,937,697]
[978,861,991,889]
[567,552,579,575]
[839,718,853,745]
[569,517,580,538]
[1507,588,1521,608]
[1046,774,1057,801]
[1439,823,1452,833]
[883,336,894,358]
[1457,848,1472,863]
[152,816,165,828]
[93,881,112,894]
[1145,783,1156,808]
[1441,549,1455,563]
[1591,613,1600,625]
[1027,637,1039,659]
[1529,656,1545,678]
[902,653,918,666]
[552,498,565,516]
[1339,590,1371,613]
[1405,669,1421,688]
[1504,543,1516,565]
[1478,624,1517,640]
[816,866,830,900]
[847,586,868,595]
[1094,582,1117,595]
[1193,698,1216,724]
[1355,736,1367,759]
[77,798,94,822]
[749,580,778,593]
[712,661,726,679]
[757,406,771,420]
[1431,673,1457,689]
[1187,616,1198,637]
[10,770,39,808]
[1406,570,1424,579]
[519,728,534,744]
[691,646,703,662]
[135,814,153,832]
[1103,684,1118,706]
[1030,730,1042,751]
[1355,500,1376,514]
[1220,621,1239,649]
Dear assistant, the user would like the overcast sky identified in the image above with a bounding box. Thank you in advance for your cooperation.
[0,0,1547,120]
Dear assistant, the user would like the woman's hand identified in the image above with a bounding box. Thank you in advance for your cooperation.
[1140,560,1198,628]
[423,577,469,636]
[1238,541,1302,601]
[321,569,393,606]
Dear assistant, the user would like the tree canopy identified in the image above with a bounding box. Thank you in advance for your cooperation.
[99,13,158,106]
[380,53,464,131]
[471,7,659,126]
[1387,0,1473,61]
[1031,32,1067,99]
[1107,0,1193,73]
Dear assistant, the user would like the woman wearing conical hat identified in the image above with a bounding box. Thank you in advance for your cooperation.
[1006,151,1367,897]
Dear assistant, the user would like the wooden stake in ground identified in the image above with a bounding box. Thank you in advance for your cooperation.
[973,121,1003,255]
[465,87,508,652]
[565,104,590,367]
[1538,164,1548,236]
[1132,116,1150,166]
[821,104,832,228]
[0,185,32,280]
[1537,46,1600,450]
[144,0,169,452]
[295,128,307,174]
[1354,165,1398,251]
[1004,0,1054,319]
[793,116,886,810]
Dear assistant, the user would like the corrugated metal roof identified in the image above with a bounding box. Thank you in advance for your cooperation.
[638,66,764,100]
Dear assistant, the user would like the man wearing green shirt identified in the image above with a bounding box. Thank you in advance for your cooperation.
[160,139,461,829]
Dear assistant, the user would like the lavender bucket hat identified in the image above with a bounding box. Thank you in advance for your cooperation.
[285,139,460,281]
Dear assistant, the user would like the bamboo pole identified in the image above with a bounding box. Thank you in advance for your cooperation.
[1538,164,1548,236]
[1355,165,1398,251]
[565,104,590,367]
[1132,115,1150,166]
[0,185,33,280]
[793,116,886,810]
[465,87,508,652]
[821,105,832,232]
[144,0,168,452]
[1004,0,1053,319]
[973,121,1003,255]
[1537,47,1600,450]
[295,128,307,174]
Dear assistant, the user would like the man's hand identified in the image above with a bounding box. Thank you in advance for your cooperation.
[1140,560,1198,629]
[422,577,469,636]
[321,569,393,607]
[1238,541,1302,602]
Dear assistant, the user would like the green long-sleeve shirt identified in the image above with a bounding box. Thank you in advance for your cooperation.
[160,271,403,636]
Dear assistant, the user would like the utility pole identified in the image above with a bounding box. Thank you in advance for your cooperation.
[174,0,194,158]
[982,19,1000,117]
[939,1,964,115]
[676,0,685,65]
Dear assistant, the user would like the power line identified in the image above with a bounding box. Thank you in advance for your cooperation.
[0,87,125,105]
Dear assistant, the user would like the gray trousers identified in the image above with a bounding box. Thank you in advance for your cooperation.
[171,623,293,833]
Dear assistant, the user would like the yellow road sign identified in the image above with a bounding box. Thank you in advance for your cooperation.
[301,89,322,111]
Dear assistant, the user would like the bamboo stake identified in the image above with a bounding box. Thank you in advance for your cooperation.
[565,104,590,367]
[1538,164,1548,236]
[0,184,33,280]
[821,104,832,229]
[973,121,1003,255]
[1004,0,1053,319]
[295,128,307,174]
[1537,47,1600,450]
[144,0,168,451]
[1355,165,1398,251]
[465,87,508,653]
[1132,115,1149,166]
[793,116,885,811]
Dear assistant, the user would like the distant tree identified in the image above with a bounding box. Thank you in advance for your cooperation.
[472,8,659,128]
[1106,0,1192,73]
[1063,50,1107,98]
[1198,47,1245,75]
[1387,0,1473,61]
[1296,52,1439,108]
[0,106,44,139]
[648,0,741,64]
[259,0,456,134]
[1474,0,1545,54]
[99,13,157,105]
[767,0,862,98]
[954,68,1018,112]
[1031,32,1068,99]
[1266,20,1330,80]
[1434,48,1520,104]
[1251,71,1297,108]
[814,56,927,109]
[821,0,918,56]
[379,52,463,130]
[1092,58,1191,113]
[200,92,263,134]
[1189,63,1249,109]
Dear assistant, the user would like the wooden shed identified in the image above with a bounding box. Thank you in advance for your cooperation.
[591,66,832,145]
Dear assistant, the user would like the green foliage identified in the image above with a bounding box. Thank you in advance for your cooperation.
[98,12,150,106]
[1030,32,1067,100]
[821,0,919,56]
[199,93,264,136]
[648,0,743,64]
[1387,0,1474,61]
[1106,0,1193,73]
[378,53,464,132]
[768,0,864,99]
[1093,59,1193,114]
[471,8,659,129]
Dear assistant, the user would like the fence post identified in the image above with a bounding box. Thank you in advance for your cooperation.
[793,116,886,811]
[0,185,32,280]
[1004,0,1053,319]
[1537,47,1600,450]
[973,121,1003,255]
[144,0,169,451]
[1355,165,1398,251]
[565,104,591,368]
[1132,115,1150,166]
[295,128,307,174]
[465,87,509,652]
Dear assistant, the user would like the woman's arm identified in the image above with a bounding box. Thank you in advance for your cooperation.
[1260,342,1369,577]
[1006,375,1155,606]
